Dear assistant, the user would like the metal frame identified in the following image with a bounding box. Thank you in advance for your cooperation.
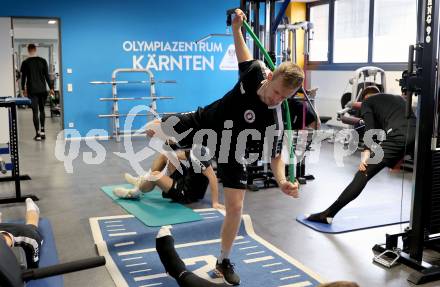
[349,66,386,102]
[238,0,278,61]
[277,21,314,64]
[372,0,440,284]
[0,100,35,204]
[91,68,175,142]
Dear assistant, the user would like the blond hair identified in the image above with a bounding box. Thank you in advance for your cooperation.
[272,62,304,90]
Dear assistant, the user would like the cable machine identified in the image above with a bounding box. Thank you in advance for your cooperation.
[372,0,440,284]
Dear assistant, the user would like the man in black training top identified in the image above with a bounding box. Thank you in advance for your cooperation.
[307,86,416,224]
[146,9,302,285]
[20,44,54,141]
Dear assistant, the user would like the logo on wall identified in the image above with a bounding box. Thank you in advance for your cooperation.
[122,40,228,72]
[219,44,238,71]
[244,110,256,123]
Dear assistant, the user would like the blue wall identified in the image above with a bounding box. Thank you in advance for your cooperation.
[2,0,241,136]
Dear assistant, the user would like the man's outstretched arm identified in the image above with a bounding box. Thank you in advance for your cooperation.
[232,9,252,63]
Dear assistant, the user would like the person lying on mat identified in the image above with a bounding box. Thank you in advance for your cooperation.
[307,87,416,224]
[155,226,359,287]
[156,226,230,287]
[0,198,43,268]
[113,145,225,210]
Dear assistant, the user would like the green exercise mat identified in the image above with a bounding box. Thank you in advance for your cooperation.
[101,184,203,226]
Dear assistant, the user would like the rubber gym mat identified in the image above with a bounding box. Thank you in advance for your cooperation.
[9,218,64,287]
[90,209,323,287]
[297,203,410,234]
[101,185,203,227]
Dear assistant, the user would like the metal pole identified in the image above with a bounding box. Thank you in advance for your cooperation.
[253,1,260,59]
[265,0,271,50]
[409,0,439,261]
[269,0,276,52]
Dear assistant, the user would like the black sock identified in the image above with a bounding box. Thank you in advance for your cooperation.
[307,210,333,224]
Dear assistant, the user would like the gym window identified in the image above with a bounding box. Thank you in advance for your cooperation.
[306,0,417,70]
[333,0,369,63]
[309,3,329,62]
[372,0,417,62]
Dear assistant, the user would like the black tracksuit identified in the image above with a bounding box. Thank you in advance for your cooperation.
[310,94,416,221]
[20,56,53,134]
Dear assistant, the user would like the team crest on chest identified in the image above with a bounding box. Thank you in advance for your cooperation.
[244,110,256,123]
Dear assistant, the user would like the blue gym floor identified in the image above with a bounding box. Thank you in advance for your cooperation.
[90,209,322,287]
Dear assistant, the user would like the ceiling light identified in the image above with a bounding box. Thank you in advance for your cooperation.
[48,20,57,25]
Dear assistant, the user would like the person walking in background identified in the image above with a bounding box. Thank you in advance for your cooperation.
[20,44,54,141]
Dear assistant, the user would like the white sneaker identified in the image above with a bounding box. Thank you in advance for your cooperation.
[124,173,140,187]
[113,187,141,199]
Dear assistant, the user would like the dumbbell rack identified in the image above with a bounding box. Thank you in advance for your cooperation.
[0,100,36,204]
[90,68,176,142]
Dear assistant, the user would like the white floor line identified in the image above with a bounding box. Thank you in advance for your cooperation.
[233,240,251,245]
[280,275,300,280]
[246,251,265,256]
[114,241,135,247]
[109,232,137,237]
[125,262,147,268]
[134,273,168,282]
[106,224,124,228]
[239,245,258,250]
[121,256,143,261]
[107,228,126,232]
[129,268,152,274]
[244,256,274,264]
[271,268,291,274]
[138,283,162,287]
[263,262,282,267]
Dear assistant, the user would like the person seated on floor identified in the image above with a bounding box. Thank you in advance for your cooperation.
[0,198,43,268]
[155,226,359,287]
[113,145,225,210]
[307,87,416,224]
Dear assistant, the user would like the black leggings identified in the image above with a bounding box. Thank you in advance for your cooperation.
[323,133,415,219]
[29,92,47,133]
[156,235,229,287]
[325,161,388,218]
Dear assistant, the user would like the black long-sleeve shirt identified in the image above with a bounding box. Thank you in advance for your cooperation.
[360,93,416,138]
[20,56,53,94]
